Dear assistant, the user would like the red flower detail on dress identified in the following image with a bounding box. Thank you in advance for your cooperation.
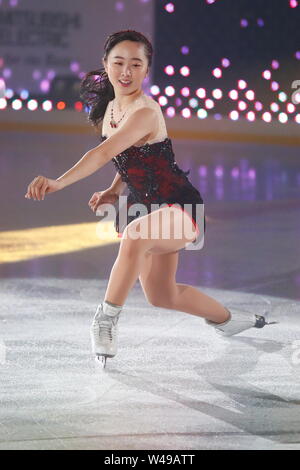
[127,168,145,176]
[127,168,146,191]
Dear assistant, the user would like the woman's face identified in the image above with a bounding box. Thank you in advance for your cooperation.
[103,40,149,95]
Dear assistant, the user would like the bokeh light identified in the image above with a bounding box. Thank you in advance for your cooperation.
[181,108,191,118]
[180,87,190,97]
[0,98,7,109]
[221,58,230,67]
[56,101,66,110]
[27,99,38,111]
[245,90,255,100]
[212,88,223,99]
[164,65,175,75]
[12,98,22,110]
[158,95,168,106]
[197,109,208,119]
[180,66,190,76]
[196,88,206,99]
[150,85,160,95]
[262,70,271,80]
[165,86,175,96]
[166,106,175,117]
[165,2,175,13]
[205,99,214,109]
[262,112,272,122]
[229,89,238,100]
[212,67,222,78]
[180,46,189,55]
[229,110,239,120]
[238,80,247,89]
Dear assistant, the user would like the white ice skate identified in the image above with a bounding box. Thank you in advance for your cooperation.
[90,301,122,368]
[205,307,274,337]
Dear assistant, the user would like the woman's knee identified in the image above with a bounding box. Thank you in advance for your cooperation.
[146,288,178,309]
[120,225,149,257]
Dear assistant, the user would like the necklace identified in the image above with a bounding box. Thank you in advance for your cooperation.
[109,94,143,128]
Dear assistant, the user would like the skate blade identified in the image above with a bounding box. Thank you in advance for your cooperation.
[258,312,279,326]
[95,353,115,369]
[259,312,278,326]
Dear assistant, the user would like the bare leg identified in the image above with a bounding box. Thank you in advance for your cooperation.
[139,251,230,324]
[104,211,199,306]
[173,284,230,323]
[104,249,145,306]
[106,263,230,323]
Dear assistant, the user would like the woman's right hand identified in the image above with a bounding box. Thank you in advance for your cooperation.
[25,176,64,201]
[88,189,119,213]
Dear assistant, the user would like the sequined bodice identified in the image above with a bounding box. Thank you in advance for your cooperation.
[100,135,197,205]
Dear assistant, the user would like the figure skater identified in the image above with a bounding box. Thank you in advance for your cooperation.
[25,30,269,368]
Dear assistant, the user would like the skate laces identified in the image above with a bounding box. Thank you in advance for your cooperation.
[92,312,119,342]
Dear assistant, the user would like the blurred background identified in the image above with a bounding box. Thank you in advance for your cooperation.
[0,0,300,298]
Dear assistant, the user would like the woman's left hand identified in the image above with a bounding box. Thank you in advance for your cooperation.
[25,176,63,201]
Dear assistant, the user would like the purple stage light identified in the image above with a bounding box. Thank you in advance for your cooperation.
[115,1,124,12]
[221,58,230,67]
[255,101,263,111]
[40,79,50,93]
[3,69,12,78]
[271,81,279,91]
[215,166,224,178]
[181,46,189,55]
[70,62,80,73]
[32,70,41,80]
[47,70,56,80]
[271,60,280,69]
[231,167,240,179]
[199,166,207,177]
[240,19,248,28]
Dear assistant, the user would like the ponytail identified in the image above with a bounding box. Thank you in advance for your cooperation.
[79,68,115,129]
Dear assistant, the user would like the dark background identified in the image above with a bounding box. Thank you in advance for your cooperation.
[153,0,300,115]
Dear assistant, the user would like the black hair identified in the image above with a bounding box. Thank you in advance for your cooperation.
[79,30,153,129]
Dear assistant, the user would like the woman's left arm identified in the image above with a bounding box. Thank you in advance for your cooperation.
[56,107,157,189]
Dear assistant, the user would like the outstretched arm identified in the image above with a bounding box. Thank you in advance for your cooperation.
[25,106,157,200]
[56,107,157,189]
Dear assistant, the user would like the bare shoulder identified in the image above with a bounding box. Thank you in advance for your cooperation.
[97,99,158,161]
[130,105,157,123]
